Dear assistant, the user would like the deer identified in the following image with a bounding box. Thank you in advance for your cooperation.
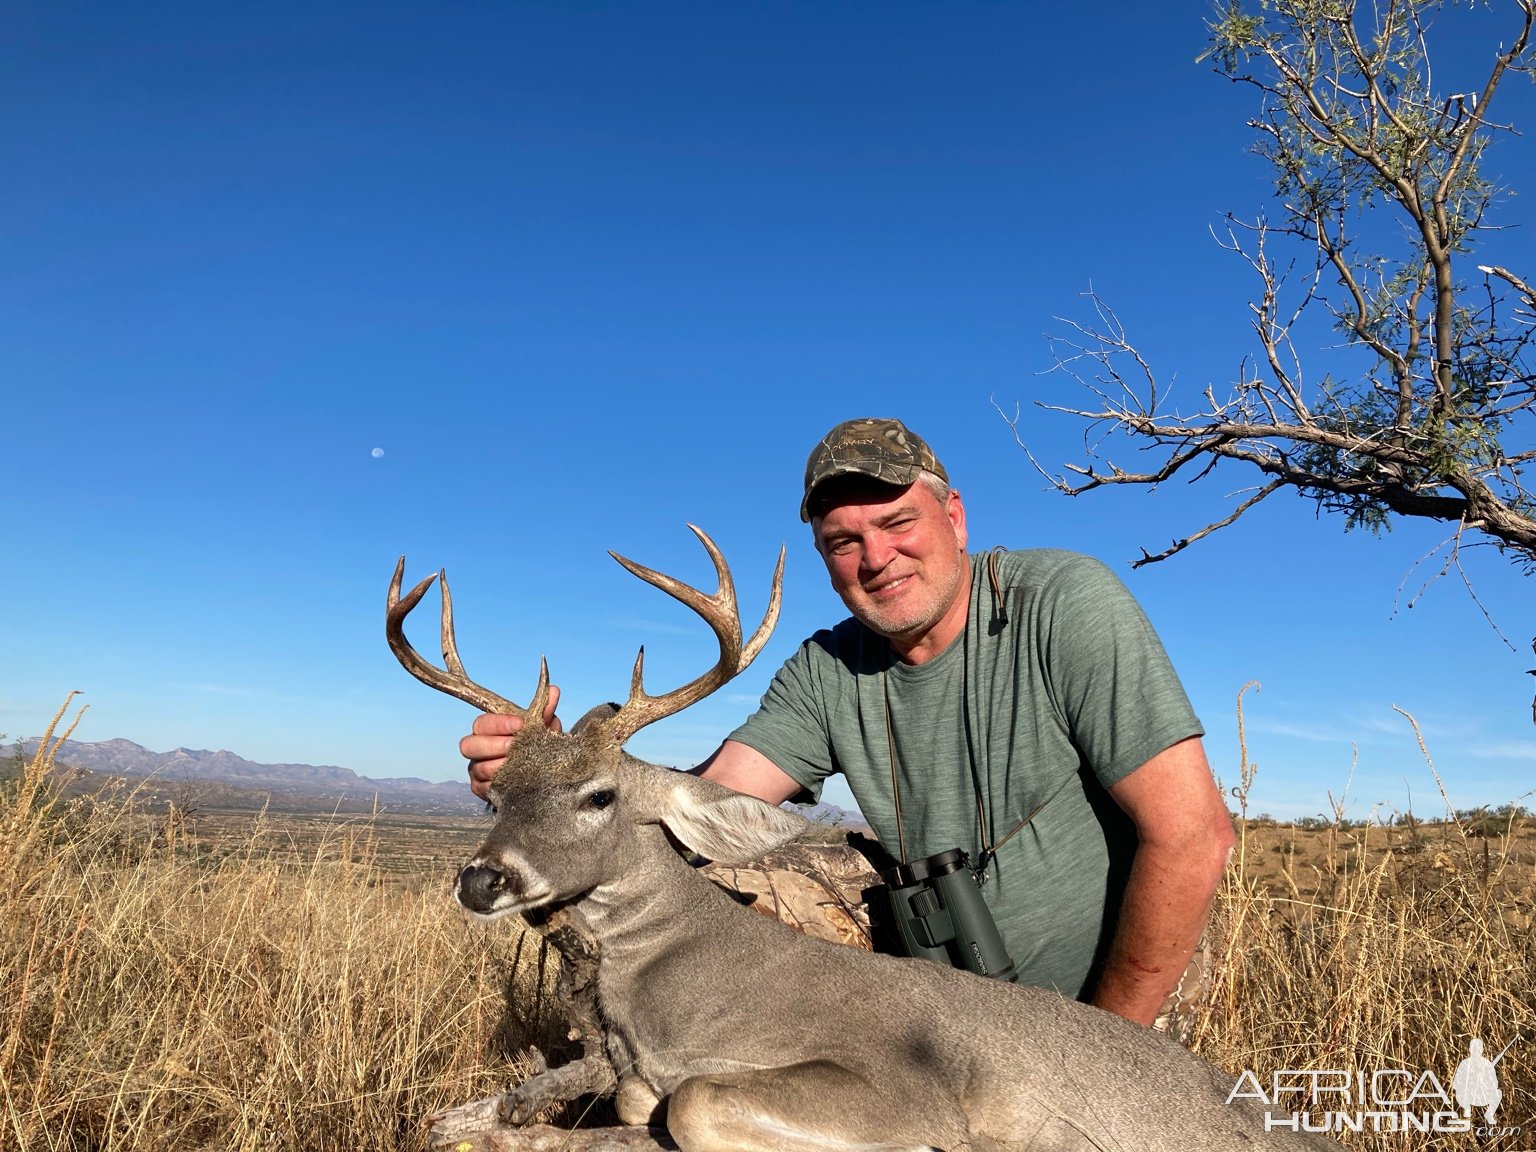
[387,526,1338,1152]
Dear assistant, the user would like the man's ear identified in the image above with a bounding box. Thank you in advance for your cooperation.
[946,487,967,552]
[658,772,809,865]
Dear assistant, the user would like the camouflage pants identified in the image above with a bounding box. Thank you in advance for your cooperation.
[1151,932,1211,1046]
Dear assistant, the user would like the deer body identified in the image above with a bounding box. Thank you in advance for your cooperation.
[387,531,1337,1152]
[474,747,1329,1152]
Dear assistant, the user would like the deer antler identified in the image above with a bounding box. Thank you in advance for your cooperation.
[386,557,552,723]
[604,525,785,745]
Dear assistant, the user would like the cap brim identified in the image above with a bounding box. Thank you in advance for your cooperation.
[800,464,925,521]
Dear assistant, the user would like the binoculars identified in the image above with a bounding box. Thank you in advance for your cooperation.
[878,849,1018,981]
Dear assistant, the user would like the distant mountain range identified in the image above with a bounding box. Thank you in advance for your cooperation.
[19,736,475,811]
[17,736,867,827]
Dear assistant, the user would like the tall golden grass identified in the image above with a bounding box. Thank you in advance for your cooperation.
[1188,687,1535,1150]
[3,691,1532,1150]
[1,696,557,1152]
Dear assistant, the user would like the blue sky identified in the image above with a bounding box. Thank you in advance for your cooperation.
[3,1,1532,821]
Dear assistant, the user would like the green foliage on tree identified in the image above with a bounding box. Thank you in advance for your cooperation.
[1014,0,1536,578]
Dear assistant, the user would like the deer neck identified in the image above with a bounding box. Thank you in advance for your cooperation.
[572,826,743,964]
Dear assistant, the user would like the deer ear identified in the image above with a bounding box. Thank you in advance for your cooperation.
[659,773,808,865]
[570,702,621,734]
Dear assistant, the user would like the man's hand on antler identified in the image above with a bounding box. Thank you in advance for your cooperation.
[460,689,562,801]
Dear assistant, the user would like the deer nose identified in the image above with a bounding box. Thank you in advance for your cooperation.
[456,863,509,914]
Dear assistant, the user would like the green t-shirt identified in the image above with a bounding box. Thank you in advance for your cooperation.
[728,549,1203,997]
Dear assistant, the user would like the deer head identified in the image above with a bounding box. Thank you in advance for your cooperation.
[386,526,802,922]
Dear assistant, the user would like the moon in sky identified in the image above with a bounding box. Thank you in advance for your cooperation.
[371,447,385,459]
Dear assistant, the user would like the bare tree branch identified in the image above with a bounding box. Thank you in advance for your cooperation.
[1393,520,1518,650]
[1131,479,1287,567]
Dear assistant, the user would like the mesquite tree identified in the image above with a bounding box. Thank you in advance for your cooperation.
[1018,0,1536,579]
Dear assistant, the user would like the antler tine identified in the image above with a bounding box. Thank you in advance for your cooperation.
[603,526,785,745]
[741,546,786,667]
[386,556,538,719]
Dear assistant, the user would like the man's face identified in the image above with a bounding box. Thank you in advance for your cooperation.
[811,476,969,652]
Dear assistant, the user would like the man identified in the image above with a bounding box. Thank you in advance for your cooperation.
[462,417,1234,1027]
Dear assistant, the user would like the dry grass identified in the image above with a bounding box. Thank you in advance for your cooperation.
[1,697,562,1152]
[4,691,1532,1150]
[1187,687,1535,1150]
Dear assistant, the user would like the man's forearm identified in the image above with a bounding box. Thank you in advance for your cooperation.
[1090,837,1229,1027]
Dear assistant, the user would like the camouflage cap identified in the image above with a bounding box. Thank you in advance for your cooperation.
[800,417,948,521]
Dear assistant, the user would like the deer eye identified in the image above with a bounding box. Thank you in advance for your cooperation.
[587,789,615,810]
